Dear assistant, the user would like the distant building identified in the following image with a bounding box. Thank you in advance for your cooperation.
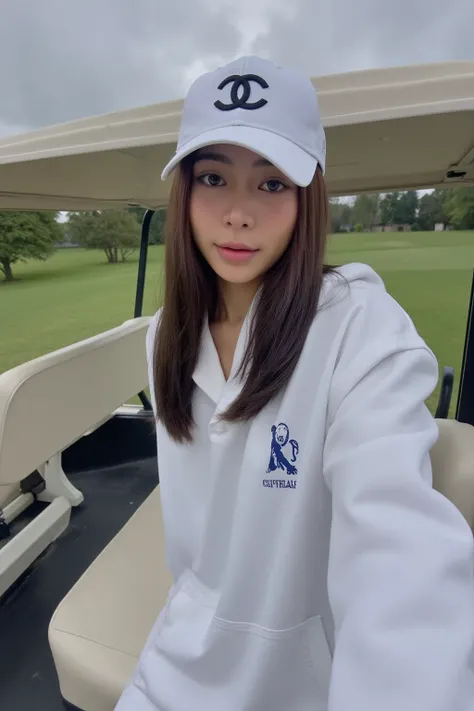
[56,239,80,248]
[373,224,412,233]
[57,228,80,248]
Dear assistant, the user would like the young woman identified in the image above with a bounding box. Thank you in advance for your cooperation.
[116,56,474,711]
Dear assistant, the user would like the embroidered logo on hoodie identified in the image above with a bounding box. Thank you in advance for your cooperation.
[263,423,299,489]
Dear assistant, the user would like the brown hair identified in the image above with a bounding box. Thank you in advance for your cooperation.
[153,155,335,442]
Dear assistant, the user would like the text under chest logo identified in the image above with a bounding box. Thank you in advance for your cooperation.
[263,423,299,490]
[214,73,269,111]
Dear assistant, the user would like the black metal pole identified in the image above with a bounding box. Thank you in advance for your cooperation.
[456,269,474,425]
[134,209,154,318]
[134,209,154,412]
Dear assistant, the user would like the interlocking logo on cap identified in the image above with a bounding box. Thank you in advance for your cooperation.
[214,74,269,111]
[161,57,326,184]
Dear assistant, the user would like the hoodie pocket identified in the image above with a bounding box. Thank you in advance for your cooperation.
[213,613,333,709]
[138,575,333,711]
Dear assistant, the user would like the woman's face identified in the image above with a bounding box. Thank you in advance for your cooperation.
[189,144,298,286]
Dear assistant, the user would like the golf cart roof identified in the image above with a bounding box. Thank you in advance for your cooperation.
[0,60,473,211]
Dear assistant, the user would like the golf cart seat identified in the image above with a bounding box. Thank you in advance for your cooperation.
[48,416,474,711]
[0,317,151,598]
[431,418,474,529]
[49,485,172,711]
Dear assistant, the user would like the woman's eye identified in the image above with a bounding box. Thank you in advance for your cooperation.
[261,179,286,193]
[199,173,225,187]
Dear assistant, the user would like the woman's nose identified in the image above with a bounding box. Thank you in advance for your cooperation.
[224,205,255,230]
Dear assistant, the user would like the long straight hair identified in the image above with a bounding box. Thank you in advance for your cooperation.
[153,155,334,442]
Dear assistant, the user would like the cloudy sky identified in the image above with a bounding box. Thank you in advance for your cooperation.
[1,0,473,138]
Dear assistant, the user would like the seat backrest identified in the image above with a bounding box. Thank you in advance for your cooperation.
[432,418,474,530]
[0,317,150,486]
[0,483,20,509]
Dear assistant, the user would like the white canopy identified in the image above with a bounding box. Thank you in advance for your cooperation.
[0,61,473,211]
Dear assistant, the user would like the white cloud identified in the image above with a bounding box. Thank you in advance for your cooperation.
[0,0,473,138]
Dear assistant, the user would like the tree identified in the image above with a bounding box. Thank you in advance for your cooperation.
[378,191,418,228]
[329,200,344,233]
[379,192,401,226]
[394,191,418,226]
[444,188,474,230]
[0,211,62,282]
[67,209,141,263]
[127,207,167,245]
[340,204,354,230]
[329,199,354,233]
[352,193,379,230]
[417,190,449,231]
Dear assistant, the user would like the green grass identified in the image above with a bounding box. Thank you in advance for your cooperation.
[0,248,165,373]
[2,232,474,415]
[327,231,474,414]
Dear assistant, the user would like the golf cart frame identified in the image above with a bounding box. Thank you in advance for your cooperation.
[0,59,474,711]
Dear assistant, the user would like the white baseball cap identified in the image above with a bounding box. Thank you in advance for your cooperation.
[161,56,326,187]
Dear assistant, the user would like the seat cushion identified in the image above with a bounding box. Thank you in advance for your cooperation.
[49,418,474,711]
[432,418,474,530]
[49,486,173,711]
[0,483,20,509]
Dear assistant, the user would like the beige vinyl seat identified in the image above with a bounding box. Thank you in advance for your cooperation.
[48,416,474,711]
[0,482,21,510]
[0,317,151,598]
[431,418,474,530]
[49,486,173,711]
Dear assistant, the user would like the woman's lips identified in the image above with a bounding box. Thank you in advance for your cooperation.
[216,245,259,263]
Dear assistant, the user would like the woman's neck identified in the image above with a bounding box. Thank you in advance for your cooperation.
[215,278,261,325]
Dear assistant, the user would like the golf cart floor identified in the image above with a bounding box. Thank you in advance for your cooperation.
[0,457,158,711]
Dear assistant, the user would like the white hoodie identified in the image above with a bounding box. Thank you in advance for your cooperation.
[116,263,474,711]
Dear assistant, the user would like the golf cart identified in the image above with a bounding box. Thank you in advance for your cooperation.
[1,59,474,711]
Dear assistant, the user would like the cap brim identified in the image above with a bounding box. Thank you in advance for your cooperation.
[161,125,317,187]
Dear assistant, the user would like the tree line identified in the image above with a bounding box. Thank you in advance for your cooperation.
[1,186,474,282]
[0,207,166,281]
[331,187,474,233]
[66,207,167,261]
